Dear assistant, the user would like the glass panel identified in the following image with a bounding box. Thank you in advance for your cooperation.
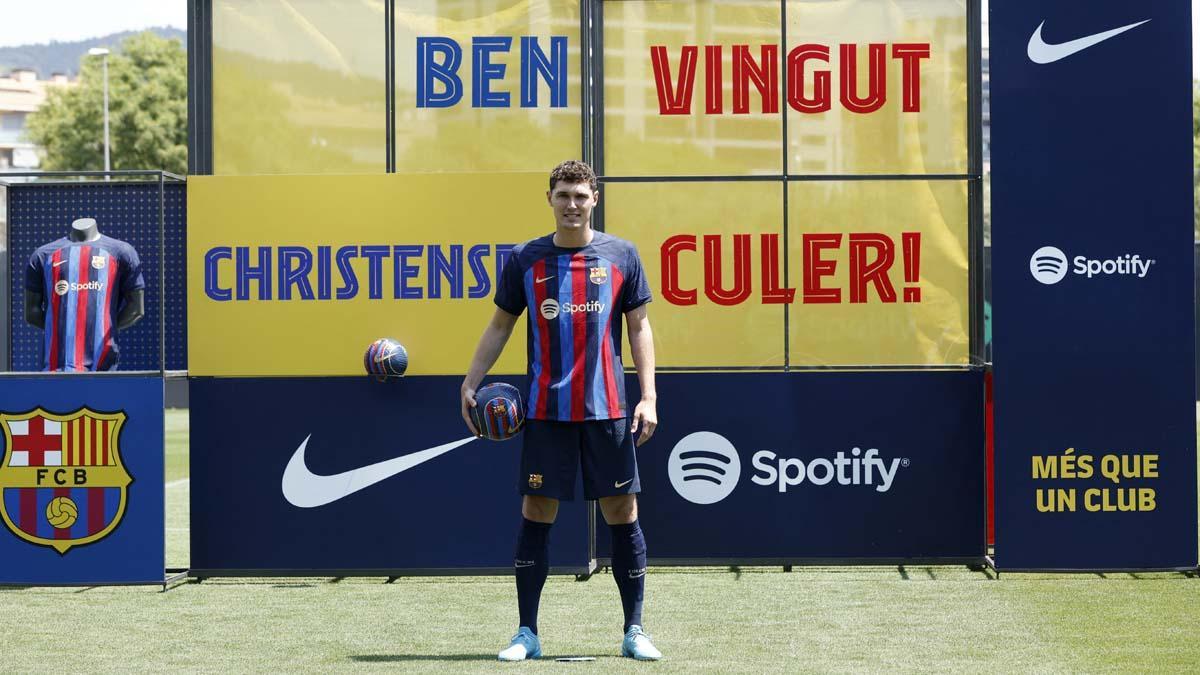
[213,0,386,175]
[603,0,783,176]
[394,0,582,173]
[785,0,968,175]
[604,180,785,368]
[788,179,969,366]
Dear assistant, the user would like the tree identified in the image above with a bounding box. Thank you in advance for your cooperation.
[25,32,186,175]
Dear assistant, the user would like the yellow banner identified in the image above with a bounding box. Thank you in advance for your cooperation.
[187,174,549,377]
[394,0,582,173]
[602,0,966,176]
[603,0,783,176]
[605,181,786,368]
[213,0,386,175]
[607,179,968,368]
[212,0,581,176]
[786,0,968,175]
[787,180,969,365]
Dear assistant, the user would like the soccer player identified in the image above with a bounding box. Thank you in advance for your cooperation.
[460,160,662,661]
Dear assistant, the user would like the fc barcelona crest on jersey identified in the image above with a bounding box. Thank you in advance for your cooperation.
[91,255,107,270]
[0,408,131,554]
[589,266,608,285]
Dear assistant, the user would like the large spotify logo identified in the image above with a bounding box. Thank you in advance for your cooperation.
[667,431,741,505]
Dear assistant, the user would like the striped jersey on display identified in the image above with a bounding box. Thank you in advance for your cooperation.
[495,231,651,421]
[25,235,145,372]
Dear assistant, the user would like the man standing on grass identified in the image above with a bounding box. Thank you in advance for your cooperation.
[460,160,662,661]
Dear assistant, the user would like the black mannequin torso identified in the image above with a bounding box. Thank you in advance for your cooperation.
[69,217,101,242]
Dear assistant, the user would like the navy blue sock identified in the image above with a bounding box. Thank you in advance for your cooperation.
[515,518,552,635]
[609,520,647,632]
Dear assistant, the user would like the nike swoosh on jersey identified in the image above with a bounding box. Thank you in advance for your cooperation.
[615,479,633,488]
[536,276,554,283]
[53,260,68,267]
[282,434,477,508]
[1027,19,1150,64]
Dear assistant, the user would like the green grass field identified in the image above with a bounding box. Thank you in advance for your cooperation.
[2,409,1199,673]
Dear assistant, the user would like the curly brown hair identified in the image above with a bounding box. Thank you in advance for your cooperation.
[549,160,598,193]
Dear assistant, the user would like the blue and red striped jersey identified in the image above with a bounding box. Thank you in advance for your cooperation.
[495,231,652,421]
[25,235,145,372]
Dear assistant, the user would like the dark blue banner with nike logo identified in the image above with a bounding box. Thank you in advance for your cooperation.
[189,376,591,574]
[990,2,1197,569]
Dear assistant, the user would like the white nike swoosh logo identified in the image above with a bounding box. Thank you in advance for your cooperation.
[53,260,68,267]
[281,434,477,508]
[1027,19,1150,64]
[536,276,554,283]
[615,479,633,488]
[515,561,535,568]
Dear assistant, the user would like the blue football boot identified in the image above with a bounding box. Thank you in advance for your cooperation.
[498,627,542,661]
[621,625,662,661]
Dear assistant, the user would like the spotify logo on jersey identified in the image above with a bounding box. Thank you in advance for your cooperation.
[53,280,103,296]
[539,298,605,320]
[667,431,741,505]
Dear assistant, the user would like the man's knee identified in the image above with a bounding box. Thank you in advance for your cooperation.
[522,495,559,523]
[599,494,638,525]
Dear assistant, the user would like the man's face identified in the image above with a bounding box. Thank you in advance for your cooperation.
[547,180,598,231]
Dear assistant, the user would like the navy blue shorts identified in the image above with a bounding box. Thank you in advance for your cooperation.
[519,417,640,501]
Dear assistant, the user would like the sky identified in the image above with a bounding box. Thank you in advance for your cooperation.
[0,0,1197,76]
[0,1,185,47]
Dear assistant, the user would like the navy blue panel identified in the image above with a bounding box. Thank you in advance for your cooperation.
[603,371,984,560]
[991,4,1197,568]
[0,376,164,584]
[189,376,591,572]
[7,182,187,371]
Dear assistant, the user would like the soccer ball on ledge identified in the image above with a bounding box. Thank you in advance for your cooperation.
[364,338,408,379]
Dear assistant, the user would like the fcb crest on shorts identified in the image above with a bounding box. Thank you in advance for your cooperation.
[0,408,131,554]
[589,266,608,285]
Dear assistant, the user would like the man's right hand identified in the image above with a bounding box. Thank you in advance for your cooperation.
[461,384,480,437]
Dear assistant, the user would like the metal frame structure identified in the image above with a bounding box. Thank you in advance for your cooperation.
[188,0,213,175]
[0,170,186,589]
[588,0,985,374]
[0,170,185,377]
[184,0,987,573]
[190,563,597,581]
[186,0,985,367]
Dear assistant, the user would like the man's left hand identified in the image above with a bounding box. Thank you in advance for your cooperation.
[630,398,657,446]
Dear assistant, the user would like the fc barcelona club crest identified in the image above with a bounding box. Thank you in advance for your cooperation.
[91,255,106,270]
[528,473,544,489]
[0,408,131,554]
[589,266,608,285]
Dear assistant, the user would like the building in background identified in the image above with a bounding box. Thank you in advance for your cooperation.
[0,68,73,170]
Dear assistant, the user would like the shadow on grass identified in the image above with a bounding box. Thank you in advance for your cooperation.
[350,654,613,663]
[349,654,510,663]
